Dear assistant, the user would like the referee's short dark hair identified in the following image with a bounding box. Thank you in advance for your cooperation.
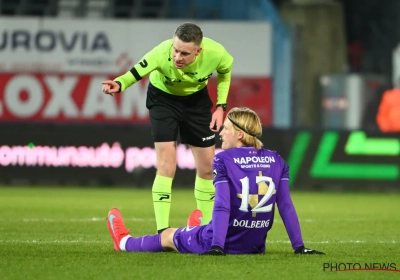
[174,23,203,46]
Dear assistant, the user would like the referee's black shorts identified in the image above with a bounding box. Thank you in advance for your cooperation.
[146,82,216,148]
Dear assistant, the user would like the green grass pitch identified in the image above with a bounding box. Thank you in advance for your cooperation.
[0,186,399,280]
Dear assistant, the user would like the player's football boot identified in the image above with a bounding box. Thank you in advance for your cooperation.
[187,209,203,227]
[106,208,130,251]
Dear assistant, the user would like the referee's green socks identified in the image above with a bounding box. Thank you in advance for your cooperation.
[194,176,215,224]
[152,175,173,233]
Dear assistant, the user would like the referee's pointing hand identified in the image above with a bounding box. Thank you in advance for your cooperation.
[102,80,120,97]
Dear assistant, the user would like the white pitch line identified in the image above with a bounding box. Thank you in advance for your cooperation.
[0,240,397,244]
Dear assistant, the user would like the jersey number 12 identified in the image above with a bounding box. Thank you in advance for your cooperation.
[238,175,276,214]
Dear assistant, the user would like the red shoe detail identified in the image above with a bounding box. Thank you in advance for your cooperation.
[187,209,203,227]
[106,208,130,251]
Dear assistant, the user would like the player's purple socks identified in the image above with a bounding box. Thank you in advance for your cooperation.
[123,234,165,252]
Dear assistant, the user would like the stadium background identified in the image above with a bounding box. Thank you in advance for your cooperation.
[1,0,399,191]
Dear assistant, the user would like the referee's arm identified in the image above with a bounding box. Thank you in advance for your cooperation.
[114,49,159,92]
[216,50,234,105]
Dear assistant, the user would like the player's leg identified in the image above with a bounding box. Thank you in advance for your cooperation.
[122,221,211,254]
[146,83,180,233]
[123,228,179,252]
[179,87,216,225]
[171,224,212,254]
[107,207,178,252]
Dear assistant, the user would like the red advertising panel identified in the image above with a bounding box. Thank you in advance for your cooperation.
[0,73,272,125]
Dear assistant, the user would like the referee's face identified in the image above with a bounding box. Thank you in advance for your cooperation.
[172,36,202,69]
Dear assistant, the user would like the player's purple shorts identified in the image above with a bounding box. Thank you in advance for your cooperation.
[172,224,213,254]
[172,223,267,254]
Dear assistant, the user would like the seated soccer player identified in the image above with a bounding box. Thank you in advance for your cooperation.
[106,107,325,255]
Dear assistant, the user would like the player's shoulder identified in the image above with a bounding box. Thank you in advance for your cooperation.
[214,147,255,162]
[229,147,287,166]
[215,147,287,162]
[214,149,228,162]
[261,148,281,157]
[261,148,288,165]
[213,149,234,166]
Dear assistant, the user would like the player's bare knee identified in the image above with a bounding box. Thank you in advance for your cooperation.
[160,228,178,251]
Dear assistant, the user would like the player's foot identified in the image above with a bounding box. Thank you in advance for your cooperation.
[187,209,203,227]
[106,208,130,251]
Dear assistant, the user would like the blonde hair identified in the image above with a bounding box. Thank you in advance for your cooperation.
[226,107,263,149]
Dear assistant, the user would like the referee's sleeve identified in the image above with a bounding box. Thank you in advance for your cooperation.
[113,45,160,92]
[217,49,234,74]
[216,49,233,104]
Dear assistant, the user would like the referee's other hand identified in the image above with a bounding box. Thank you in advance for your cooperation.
[102,80,120,96]
[210,108,224,132]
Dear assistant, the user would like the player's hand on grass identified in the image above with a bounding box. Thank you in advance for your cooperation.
[201,246,225,256]
[102,80,121,96]
[210,107,224,132]
[294,246,325,255]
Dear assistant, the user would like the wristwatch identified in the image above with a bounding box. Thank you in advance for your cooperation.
[216,104,227,111]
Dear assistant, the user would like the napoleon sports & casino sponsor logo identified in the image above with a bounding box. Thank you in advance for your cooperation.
[233,156,275,169]
[0,73,149,122]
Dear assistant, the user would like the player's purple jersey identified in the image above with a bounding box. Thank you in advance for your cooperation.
[208,146,304,254]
